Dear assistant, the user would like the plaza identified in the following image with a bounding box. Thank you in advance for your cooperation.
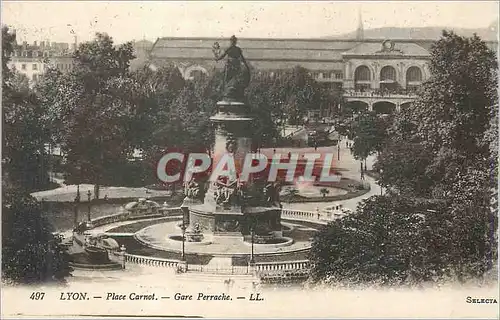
[2,3,498,319]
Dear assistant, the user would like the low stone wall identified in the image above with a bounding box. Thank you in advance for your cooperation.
[90,207,183,228]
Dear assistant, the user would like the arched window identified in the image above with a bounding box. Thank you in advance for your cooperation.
[354,65,371,91]
[380,66,397,82]
[406,66,423,92]
[354,65,371,82]
[406,66,422,82]
[380,66,398,92]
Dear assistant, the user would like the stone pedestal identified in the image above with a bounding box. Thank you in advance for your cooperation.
[185,99,282,239]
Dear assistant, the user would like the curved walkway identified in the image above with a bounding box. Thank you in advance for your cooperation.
[60,139,381,284]
[283,139,380,212]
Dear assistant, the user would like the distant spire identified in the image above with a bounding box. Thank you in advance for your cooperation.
[356,7,364,40]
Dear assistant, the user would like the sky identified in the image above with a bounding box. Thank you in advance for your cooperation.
[2,1,499,44]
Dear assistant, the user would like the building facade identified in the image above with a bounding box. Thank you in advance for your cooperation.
[146,35,497,117]
[7,38,77,83]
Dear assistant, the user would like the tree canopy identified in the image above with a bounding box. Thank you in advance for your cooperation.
[311,31,498,286]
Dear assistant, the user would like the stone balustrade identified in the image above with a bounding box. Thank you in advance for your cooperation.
[255,259,310,272]
[124,253,179,268]
[281,209,328,224]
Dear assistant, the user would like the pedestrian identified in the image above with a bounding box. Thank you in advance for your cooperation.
[345,141,348,148]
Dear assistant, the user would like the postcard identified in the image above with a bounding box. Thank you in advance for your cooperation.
[1,1,498,318]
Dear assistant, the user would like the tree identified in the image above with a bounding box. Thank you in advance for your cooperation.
[269,66,321,125]
[312,31,498,286]
[376,32,498,278]
[310,196,456,286]
[351,112,390,162]
[2,191,72,284]
[246,78,281,148]
[2,26,51,192]
[377,31,497,198]
[39,33,136,197]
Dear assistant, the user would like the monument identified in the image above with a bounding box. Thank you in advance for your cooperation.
[182,36,282,242]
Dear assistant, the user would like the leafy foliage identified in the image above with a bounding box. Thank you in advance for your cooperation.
[2,26,52,192]
[309,196,486,286]
[2,191,72,284]
[311,31,498,286]
[37,33,136,192]
[351,112,391,160]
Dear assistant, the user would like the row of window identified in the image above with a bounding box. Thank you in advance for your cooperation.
[311,71,343,80]
[354,65,423,82]
[252,70,343,80]
[20,63,39,71]
[19,63,74,71]
[12,51,53,58]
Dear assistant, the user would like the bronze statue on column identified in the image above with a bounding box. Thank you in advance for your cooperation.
[212,35,251,101]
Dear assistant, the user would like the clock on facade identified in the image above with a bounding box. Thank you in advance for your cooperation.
[382,40,395,51]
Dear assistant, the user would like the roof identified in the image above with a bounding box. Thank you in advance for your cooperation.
[343,41,430,57]
[150,37,436,69]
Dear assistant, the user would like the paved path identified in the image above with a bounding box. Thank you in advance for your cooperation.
[283,139,380,212]
[32,184,171,202]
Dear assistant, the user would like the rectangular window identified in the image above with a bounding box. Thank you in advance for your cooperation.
[21,64,27,70]
[33,74,38,81]
[32,64,38,70]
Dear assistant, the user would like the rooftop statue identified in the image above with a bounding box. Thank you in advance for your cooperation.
[212,35,251,101]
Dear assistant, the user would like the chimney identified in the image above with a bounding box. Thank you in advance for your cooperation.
[356,7,364,40]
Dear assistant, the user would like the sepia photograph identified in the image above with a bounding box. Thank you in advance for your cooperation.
[1,1,499,318]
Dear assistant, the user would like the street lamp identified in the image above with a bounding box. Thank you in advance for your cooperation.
[180,201,189,262]
[87,190,92,222]
[337,143,340,161]
[379,169,384,196]
[73,185,80,228]
[250,226,255,265]
[181,222,187,261]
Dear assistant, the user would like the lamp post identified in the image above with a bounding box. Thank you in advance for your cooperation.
[86,190,92,222]
[250,225,255,265]
[180,200,189,262]
[73,184,80,228]
[181,222,187,261]
[337,143,340,161]
[379,169,384,196]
